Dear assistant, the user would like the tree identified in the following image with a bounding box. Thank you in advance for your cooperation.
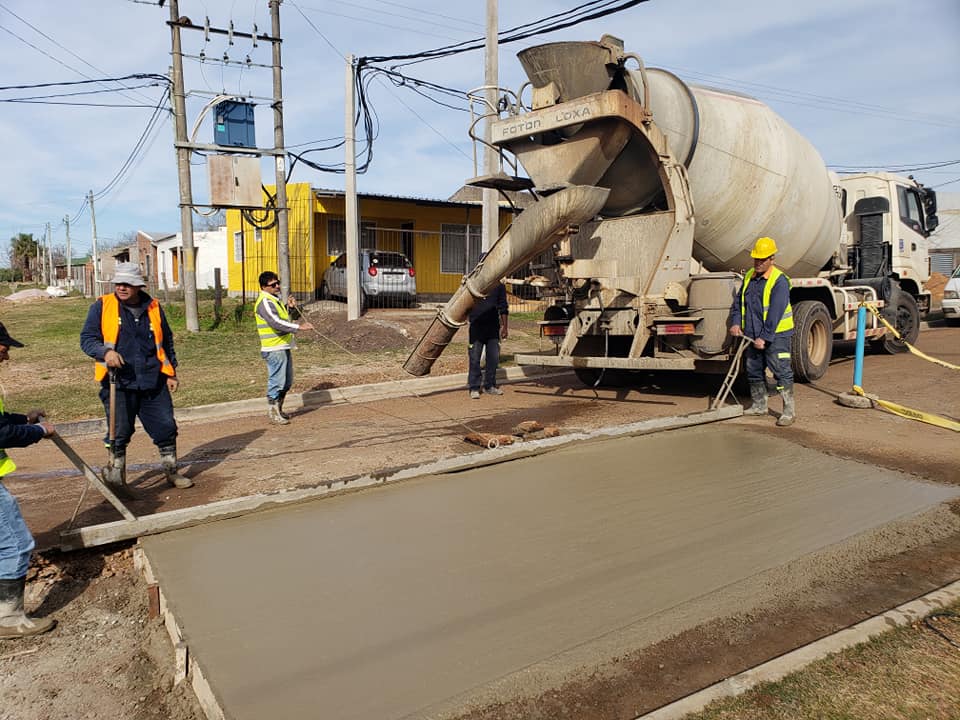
[195,210,226,231]
[8,233,37,281]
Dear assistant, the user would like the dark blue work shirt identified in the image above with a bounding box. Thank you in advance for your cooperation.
[729,272,793,343]
[80,292,177,390]
[468,283,508,343]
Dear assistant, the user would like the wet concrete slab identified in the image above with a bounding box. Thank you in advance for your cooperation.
[140,425,959,720]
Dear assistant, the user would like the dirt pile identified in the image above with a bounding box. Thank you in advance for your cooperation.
[304,307,424,354]
[927,272,948,305]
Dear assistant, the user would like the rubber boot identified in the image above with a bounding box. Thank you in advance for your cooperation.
[0,577,56,639]
[102,449,134,499]
[268,400,290,425]
[277,393,290,421]
[777,386,796,427]
[159,445,193,489]
[744,382,768,416]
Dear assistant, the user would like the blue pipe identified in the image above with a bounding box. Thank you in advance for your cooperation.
[853,305,866,388]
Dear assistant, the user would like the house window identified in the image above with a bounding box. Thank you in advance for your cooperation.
[233,231,244,263]
[441,223,482,274]
[327,217,378,256]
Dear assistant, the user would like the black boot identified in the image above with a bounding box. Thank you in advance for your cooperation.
[744,382,768,416]
[268,399,290,425]
[277,393,290,421]
[0,577,56,639]
[777,386,796,427]
[102,449,134,499]
[159,444,193,489]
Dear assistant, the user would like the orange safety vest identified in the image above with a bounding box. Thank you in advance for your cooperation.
[94,293,175,381]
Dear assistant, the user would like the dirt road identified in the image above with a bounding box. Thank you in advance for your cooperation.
[2,323,958,720]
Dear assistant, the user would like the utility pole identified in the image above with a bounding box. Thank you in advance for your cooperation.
[481,0,499,253]
[47,222,55,285]
[168,0,200,332]
[64,215,72,290]
[89,190,101,292]
[344,54,360,321]
[269,0,291,300]
[44,222,51,285]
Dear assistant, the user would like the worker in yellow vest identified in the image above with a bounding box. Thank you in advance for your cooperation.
[0,322,58,639]
[255,271,313,424]
[729,237,796,426]
[80,262,192,491]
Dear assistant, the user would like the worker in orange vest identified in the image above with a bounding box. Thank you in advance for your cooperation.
[80,262,192,492]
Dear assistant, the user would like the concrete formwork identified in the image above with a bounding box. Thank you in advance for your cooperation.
[140,425,959,720]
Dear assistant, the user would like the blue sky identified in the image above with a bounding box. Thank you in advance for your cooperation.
[1,0,958,260]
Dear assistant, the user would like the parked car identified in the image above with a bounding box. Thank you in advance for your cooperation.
[943,265,960,325]
[321,249,417,308]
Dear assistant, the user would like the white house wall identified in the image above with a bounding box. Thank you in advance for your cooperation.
[157,228,229,289]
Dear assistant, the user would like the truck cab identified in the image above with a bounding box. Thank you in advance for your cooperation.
[835,172,937,314]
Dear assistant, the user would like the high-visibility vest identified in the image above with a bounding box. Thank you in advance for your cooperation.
[0,398,18,477]
[254,291,293,349]
[740,266,794,334]
[94,294,175,381]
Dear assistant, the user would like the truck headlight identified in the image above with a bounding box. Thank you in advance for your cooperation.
[945,290,959,300]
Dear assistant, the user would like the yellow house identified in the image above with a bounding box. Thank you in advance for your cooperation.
[224,182,518,300]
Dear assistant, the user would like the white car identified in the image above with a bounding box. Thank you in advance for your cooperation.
[942,265,960,325]
[321,249,417,309]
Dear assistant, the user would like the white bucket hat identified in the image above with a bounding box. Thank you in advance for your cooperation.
[112,262,147,287]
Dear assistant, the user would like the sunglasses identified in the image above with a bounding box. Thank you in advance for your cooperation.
[265,281,280,288]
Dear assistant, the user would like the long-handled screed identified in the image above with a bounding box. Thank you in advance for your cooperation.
[710,335,753,410]
[37,415,137,527]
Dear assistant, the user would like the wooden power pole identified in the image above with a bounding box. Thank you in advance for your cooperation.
[168,0,200,332]
[481,0,499,253]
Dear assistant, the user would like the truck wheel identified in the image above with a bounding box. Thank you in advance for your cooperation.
[871,290,920,354]
[790,300,832,382]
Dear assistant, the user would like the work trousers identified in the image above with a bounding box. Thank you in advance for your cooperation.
[262,349,293,402]
[99,380,178,452]
[0,481,33,580]
[468,338,500,391]
[744,332,794,389]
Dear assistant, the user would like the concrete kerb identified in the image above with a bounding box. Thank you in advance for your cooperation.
[55,365,569,438]
[635,578,960,720]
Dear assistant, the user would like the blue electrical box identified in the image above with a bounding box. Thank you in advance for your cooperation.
[213,100,256,148]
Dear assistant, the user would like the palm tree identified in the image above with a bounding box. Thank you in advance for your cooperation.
[8,233,38,281]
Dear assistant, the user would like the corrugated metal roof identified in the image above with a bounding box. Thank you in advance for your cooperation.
[312,185,524,209]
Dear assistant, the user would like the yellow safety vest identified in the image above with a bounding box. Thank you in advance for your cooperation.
[0,398,18,477]
[740,266,794,333]
[254,291,293,349]
[94,294,175,381]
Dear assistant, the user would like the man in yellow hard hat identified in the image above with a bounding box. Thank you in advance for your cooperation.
[729,237,796,426]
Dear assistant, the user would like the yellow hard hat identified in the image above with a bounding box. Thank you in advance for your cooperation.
[750,236,778,259]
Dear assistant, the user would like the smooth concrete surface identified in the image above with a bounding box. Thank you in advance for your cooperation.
[141,425,959,720]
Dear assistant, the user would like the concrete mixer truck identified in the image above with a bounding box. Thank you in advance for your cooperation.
[403,35,938,385]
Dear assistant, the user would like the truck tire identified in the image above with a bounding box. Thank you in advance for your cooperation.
[871,289,920,354]
[790,300,832,382]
